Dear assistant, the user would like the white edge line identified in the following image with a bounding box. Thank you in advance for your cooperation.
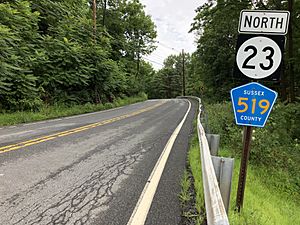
[127,99,191,225]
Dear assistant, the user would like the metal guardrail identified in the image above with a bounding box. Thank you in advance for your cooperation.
[182,96,229,225]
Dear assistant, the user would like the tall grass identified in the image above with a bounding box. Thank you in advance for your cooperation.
[184,120,206,224]
[202,101,300,224]
[0,93,147,126]
[188,133,205,216]
[219,149,300,225]
[179,170,192,204]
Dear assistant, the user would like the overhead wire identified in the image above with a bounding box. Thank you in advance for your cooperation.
[142,56,164,66]
[149,52,166,60]
[146,55,165,63]
[156,41,181,53]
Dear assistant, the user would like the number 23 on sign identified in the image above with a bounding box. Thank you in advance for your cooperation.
[237,97,270,114]
[236,36,282,79]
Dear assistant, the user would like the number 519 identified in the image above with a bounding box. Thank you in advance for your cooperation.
[237,97,270,115]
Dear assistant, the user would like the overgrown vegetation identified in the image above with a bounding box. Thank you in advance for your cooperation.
[179,170,191,202]
[206,102,300,197]
[187,133,205,225]
[0,0,156,111]
[0,93,147,126]
[180,119,205,225]
[205,102,300,224]
[218,151,300,225]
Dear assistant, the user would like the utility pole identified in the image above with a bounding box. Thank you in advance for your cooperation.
[92,0,97,42]
[182,49,186,96]
[136,35,141,78]
[288,0,295,102]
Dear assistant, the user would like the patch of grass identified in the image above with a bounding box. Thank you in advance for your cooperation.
[188,100,300,224]
[179,112,206,224]
[188,133,205,216]
[205,101,300,195]
[189,146,206,224]
[203,101,300,224]
[0,93,147,126]
[182,118,205,224]
[220,148,300,225]
[179,170,192,204]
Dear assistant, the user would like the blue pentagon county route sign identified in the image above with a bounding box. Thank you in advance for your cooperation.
[230,82,278,128]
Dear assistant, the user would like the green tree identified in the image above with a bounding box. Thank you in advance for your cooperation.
[186,53,205,97]
[0,1,41,110]
[190,0,252,101]
[0,0,157,111]
[100,0,157,94]
[190,0,300,102]
[146,53,190,99]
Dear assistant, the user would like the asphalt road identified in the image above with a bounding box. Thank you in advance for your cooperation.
[0,99,196,225]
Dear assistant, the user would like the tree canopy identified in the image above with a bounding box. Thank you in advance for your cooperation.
[1,0,299,110]
[0,0,156,111]
[189,0,300,102]
[148,0,299,103]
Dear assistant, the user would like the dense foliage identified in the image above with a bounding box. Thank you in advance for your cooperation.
[147,0,299,103]
[189,0,300,200]
[146,53,191,99]
[205,101,300,200]
[189,0,300,102]
[0,0,156,111]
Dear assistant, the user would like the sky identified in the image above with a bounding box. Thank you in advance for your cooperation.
[139,0,206,70]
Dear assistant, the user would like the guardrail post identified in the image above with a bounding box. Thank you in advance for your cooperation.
[211,156,234,213]
[206,134,220,156]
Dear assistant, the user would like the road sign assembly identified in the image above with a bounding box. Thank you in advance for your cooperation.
[230,82,278,128]
[233,10,289,212]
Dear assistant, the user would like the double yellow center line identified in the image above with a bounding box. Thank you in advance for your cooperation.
[0,102,165,154]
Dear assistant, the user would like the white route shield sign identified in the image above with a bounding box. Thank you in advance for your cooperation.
[233,34,285,82]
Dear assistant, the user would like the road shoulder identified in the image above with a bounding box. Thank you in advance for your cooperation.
[145,99,197,225]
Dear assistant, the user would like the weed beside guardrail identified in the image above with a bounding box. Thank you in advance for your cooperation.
[181,96,229,225]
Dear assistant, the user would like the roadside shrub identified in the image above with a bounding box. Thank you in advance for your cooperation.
[205,101,300,195]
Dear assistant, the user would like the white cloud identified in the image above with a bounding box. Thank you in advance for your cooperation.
[140,0,206,70]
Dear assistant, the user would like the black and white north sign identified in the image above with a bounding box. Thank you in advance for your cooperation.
[239,10,290,35]
[234,34,285,81]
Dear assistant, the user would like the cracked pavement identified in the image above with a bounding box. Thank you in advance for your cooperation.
[0,99,195,225]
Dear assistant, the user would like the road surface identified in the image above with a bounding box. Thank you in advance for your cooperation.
[0,99,196,225]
